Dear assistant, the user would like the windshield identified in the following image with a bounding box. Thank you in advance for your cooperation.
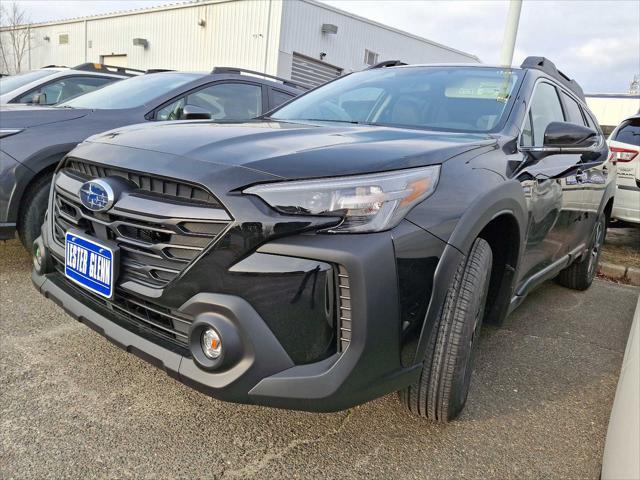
[60,73,202,109]
[272,66,520,132]
[0,69,59,95]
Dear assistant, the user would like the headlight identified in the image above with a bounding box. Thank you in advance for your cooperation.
[244,165,440,233]
[0,129,23,139]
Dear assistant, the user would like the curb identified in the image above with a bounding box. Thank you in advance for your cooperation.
[598,262,640,286]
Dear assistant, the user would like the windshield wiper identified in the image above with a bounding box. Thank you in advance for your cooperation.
[295,118,365,124]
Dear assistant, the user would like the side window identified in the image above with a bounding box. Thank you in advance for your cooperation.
[156,83,262,121]
[522,82,564,147]
[584,110,602,133]
[18,76,113,105]
[271,89,295,109]
[561,91,586,125]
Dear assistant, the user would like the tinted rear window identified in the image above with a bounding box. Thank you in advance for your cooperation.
[614,119,640,146]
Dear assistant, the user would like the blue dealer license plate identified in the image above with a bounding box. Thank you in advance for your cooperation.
[65,231,118,298]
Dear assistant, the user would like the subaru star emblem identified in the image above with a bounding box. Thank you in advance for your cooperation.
[79,179,115,212]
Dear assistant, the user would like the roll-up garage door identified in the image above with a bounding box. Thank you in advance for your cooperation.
[291,53,342,89]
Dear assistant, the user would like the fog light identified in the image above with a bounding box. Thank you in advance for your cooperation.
[201,328,222,359]
[33,243,43,267]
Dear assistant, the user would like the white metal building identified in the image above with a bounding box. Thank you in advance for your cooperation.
[585,94,640,135]
[0,0,479,87]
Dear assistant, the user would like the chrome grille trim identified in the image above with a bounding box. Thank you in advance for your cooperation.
[337,266,351,352]
[52,168,231,289]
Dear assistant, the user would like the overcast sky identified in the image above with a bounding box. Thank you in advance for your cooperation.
[9,0,640,93]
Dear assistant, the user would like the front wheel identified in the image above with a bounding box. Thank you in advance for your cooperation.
[556,214,606,291]
[18,173,53,251]
[399,237,493,422]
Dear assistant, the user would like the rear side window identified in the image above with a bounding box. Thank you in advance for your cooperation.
[156,82,262,121]
[270,89,295,109]
[614,119,640,146]
[561,92,585,125]
[522,82,564,147]
[17,76,114,105]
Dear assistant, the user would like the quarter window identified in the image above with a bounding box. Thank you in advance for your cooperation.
[561,91,585,125]
[156,83,262,121]
[270,89,294,109]
[523,82,565,147]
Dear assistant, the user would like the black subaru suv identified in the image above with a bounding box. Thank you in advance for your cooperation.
[32,57,613,422]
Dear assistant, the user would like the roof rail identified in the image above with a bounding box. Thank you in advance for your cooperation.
[71,63,145,77]
[145,69,175,74]
[520,56,585,100]
[41,64,67,68]
[211,66,308,90]
[367,60,407,70]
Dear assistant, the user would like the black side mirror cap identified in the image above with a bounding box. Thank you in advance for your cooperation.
[520,121,602,158]
[543,121,598,149]
[181,104,212,120]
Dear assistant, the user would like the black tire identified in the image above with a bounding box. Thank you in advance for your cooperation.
[400,237,492,422]
[18,173,53,251]
[556,214,606,291]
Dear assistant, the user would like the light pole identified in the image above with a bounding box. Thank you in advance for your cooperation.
[499,0,523,67]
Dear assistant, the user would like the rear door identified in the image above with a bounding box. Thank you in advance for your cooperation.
[559,90,609,215]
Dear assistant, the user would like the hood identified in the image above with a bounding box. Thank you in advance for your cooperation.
[0,105,90,128]
[86,120,497,180]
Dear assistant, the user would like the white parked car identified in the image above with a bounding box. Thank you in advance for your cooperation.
[601,295,640,479]
[0,63,143,105]
[609,114,640,224]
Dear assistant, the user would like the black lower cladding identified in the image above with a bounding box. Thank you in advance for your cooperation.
[47,262,192,356]
[228,253,338,364]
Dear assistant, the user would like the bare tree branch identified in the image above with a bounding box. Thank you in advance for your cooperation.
[0,2,32,74]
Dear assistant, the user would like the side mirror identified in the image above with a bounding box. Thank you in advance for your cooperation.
[181,104,211,120]
[521,121,602,158]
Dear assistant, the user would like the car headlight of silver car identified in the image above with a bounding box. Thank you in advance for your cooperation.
[0,129,23,139]
[244,165,440,233]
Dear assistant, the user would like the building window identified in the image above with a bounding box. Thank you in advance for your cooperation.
[58,34,69,45]
[364,49,379,66]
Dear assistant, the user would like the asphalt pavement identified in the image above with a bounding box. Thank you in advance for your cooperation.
[1,238,638,479]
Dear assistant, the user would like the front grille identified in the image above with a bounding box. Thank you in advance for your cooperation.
[51,256,192,349]
[337,266,351,352]
[52,166,231,288]
[65,158,221,206]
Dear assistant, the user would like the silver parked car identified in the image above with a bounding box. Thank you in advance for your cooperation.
[601,295,640,479]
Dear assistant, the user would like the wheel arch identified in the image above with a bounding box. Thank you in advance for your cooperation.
[413,179,528,362]
[10,148,71,226]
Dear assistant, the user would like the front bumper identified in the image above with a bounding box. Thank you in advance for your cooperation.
[34,220,449,411]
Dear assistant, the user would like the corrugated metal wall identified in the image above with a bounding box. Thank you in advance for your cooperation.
[278,0,479,79]
[2,0,282,74]
[2,0,478,81]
